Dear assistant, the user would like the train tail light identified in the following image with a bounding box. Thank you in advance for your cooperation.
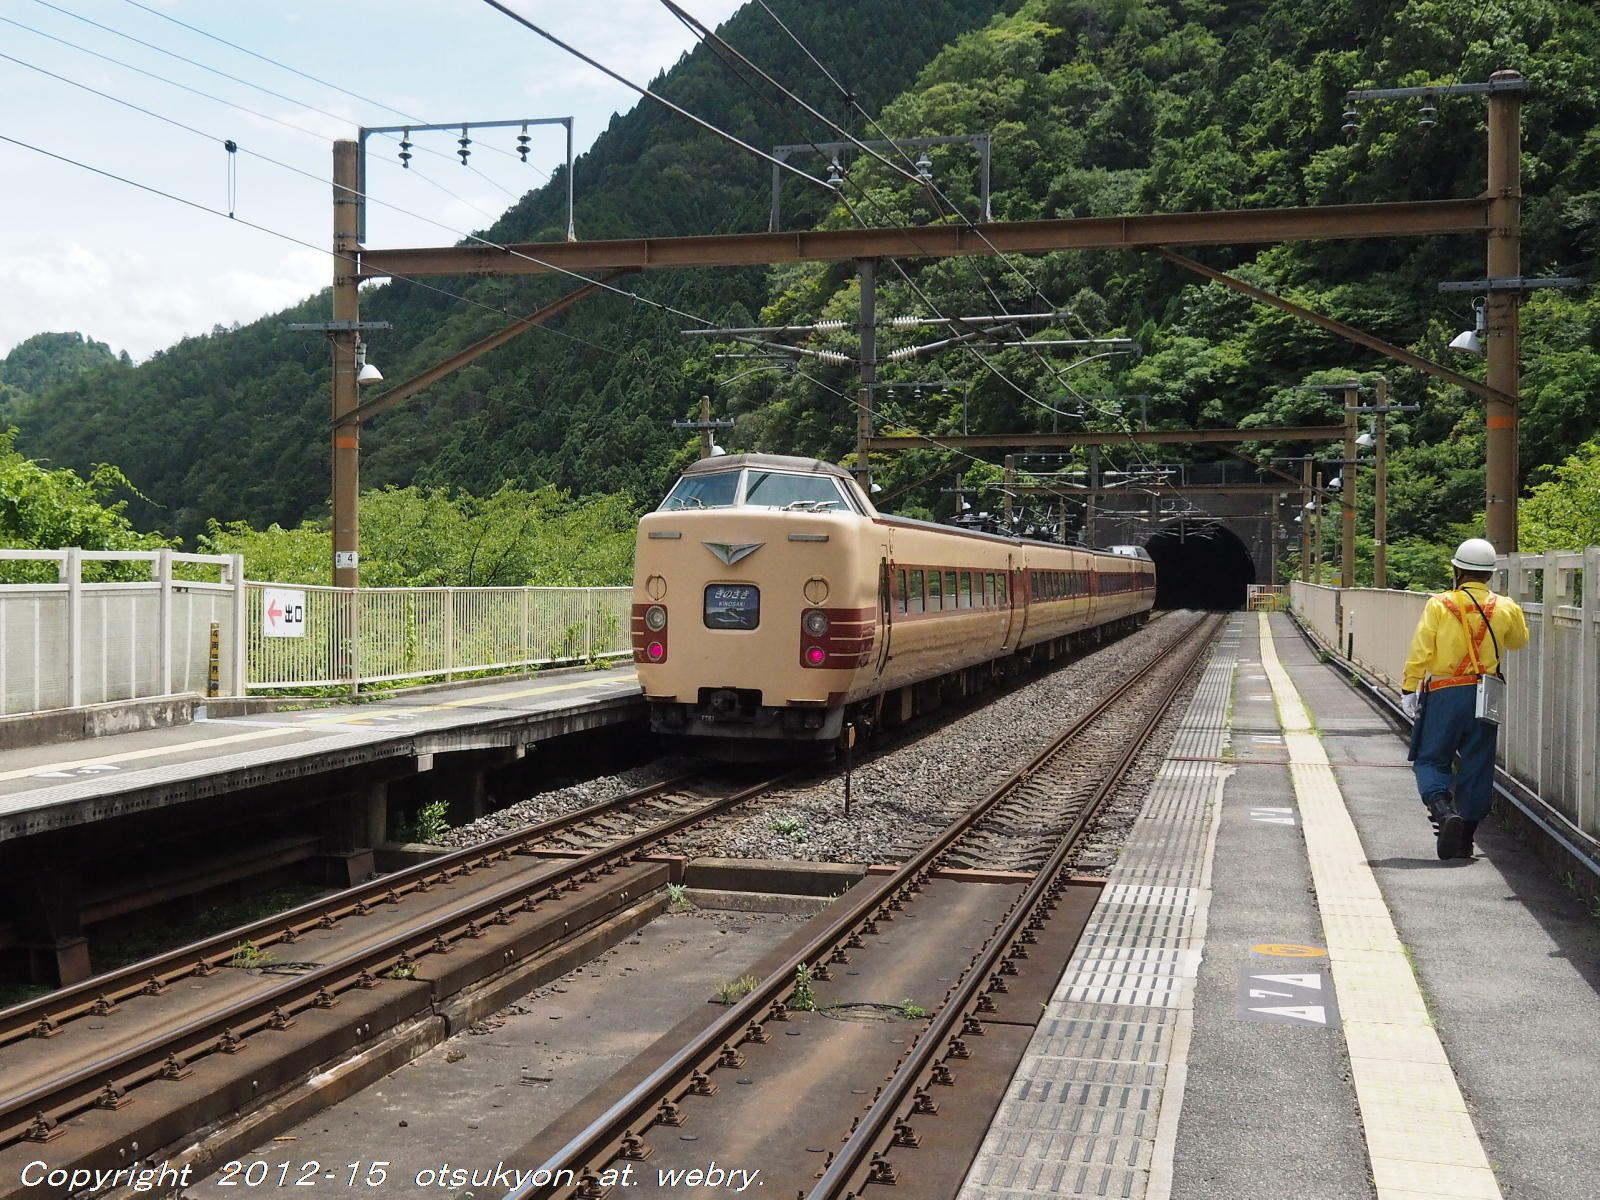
[647,641,666,661]
[805,645,827,665]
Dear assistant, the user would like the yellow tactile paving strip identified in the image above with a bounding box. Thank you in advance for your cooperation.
[1258,614,1501,1200]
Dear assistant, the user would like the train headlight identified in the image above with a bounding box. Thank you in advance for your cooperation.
[646,641,666,661]
[644,605,668,631]
[803,609,830,636]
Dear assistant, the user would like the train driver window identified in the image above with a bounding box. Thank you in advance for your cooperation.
[926,569,942,610]
[908,570,925,614]
[959,572,972,608]
[743,471,847,511]
[896,569,908,615]
[661,470,739,510]
[944,572,958,610]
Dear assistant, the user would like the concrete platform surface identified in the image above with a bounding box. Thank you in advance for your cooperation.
[963,611,1600,1200]
[0,668,642,840]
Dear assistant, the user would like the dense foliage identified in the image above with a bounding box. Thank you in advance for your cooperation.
[0,428,168,567]
[199,485,636,588]
[7,0,1599,588]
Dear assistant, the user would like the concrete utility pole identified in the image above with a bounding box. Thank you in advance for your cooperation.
[1373,377,1390,588]
[1300,459,1313,583]
[855,259,877,491]
[1342,385,1359,587]
[1485,71,1522,553]
[331,140,361,589]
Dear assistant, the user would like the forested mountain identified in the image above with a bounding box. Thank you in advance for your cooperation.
[0,332,126,422]
[11,0,1600,573]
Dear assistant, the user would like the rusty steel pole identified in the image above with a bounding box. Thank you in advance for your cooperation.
[1341,386,1358,586]
[854,258,876,491]
[1373,377,1390,589]
[1485,71,1522,553]
[331,140,361,589]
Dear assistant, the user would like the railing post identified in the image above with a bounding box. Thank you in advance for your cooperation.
[157,549,174,696]
[584,590,595,662]
[444,589,456,681]
[64,548,82,709]
[1578,547,1599,837]
[1538,550,1565,805]
[230,555,248,696]
[521,588,531,667]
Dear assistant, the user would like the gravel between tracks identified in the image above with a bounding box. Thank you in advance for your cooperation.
[444,612,1213,877]
[433,758,704,849]
[656,611,1210,867]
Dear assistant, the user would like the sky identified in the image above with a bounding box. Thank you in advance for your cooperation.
[0,0,745,361]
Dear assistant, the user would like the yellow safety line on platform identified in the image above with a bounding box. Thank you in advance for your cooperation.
[0,674,638,785]
[1257,614,1501,1200]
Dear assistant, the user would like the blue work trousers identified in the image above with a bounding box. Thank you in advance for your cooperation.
[1411,683,1498,821]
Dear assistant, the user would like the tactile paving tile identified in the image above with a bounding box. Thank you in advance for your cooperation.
[960,632,1238,1199]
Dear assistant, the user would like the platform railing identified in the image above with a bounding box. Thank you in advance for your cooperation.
[1290,547,1600,840]
[243,583,632,691]
[0,549,245,715]
[0,549,634,715]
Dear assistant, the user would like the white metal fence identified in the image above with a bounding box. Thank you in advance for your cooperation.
[0,550,633,714]
[245,583,632,690]
[1290,547,1600,840]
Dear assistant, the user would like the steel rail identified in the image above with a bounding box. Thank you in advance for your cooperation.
[0,770,704,1049]
[513,613,1218,1199]
[812,613,1225,1196]
[0,775,784,1149]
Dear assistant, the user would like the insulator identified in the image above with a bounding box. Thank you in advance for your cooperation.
[518,126,531,163]
[458,129,471,165]
[1418,100,1438,130]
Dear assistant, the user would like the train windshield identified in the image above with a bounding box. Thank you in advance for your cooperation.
[661,471,740,510]
[743,471,846,510]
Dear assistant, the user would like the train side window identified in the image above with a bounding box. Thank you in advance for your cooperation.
[959,572,972,608]
[983,572,994,607]
[896,569,908,615]
[998,574,1008,604]
[944,572,958,610]
[925,569,941,611]
[908,570,925,614]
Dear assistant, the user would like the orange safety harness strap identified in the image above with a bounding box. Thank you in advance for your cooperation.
[1438,592,1497,677]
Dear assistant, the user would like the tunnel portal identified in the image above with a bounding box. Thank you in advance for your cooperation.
[1143,520,1257,610]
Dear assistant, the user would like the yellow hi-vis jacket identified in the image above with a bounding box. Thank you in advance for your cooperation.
[1401,581,1529,693]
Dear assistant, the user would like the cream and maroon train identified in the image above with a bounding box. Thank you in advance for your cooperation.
[631,453,1155,753]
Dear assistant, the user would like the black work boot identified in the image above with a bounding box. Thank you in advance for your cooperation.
[1457,820,1480,860]
[1422,791,1451,835]
[1436,806,1466,860]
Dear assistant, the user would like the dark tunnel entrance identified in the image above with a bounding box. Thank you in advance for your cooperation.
[1143,520,1256,610]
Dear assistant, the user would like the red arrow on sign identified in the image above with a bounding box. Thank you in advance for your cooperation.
[267,599,283,627]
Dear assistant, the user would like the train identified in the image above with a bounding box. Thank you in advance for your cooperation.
[630,453,1156,754]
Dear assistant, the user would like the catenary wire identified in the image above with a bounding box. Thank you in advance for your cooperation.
[0,130,624,360]
[24,0,521,190]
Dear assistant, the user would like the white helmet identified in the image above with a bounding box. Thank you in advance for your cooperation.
[1450,537,1497,571]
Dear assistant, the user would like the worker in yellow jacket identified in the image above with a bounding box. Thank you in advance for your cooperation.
[1401,538,1529,860]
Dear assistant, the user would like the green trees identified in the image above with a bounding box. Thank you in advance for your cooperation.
[1519,439,1600,553]
[0,429,168,553]
[200,485,636,588]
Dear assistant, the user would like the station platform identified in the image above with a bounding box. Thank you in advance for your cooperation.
[963,611,1599,1200]
[0,667,643,842]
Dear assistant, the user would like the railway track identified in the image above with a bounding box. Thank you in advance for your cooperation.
[509,611,1223,1198]
[0,770,789,1184]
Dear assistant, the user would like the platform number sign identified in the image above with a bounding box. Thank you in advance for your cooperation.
[262,588,307,638]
